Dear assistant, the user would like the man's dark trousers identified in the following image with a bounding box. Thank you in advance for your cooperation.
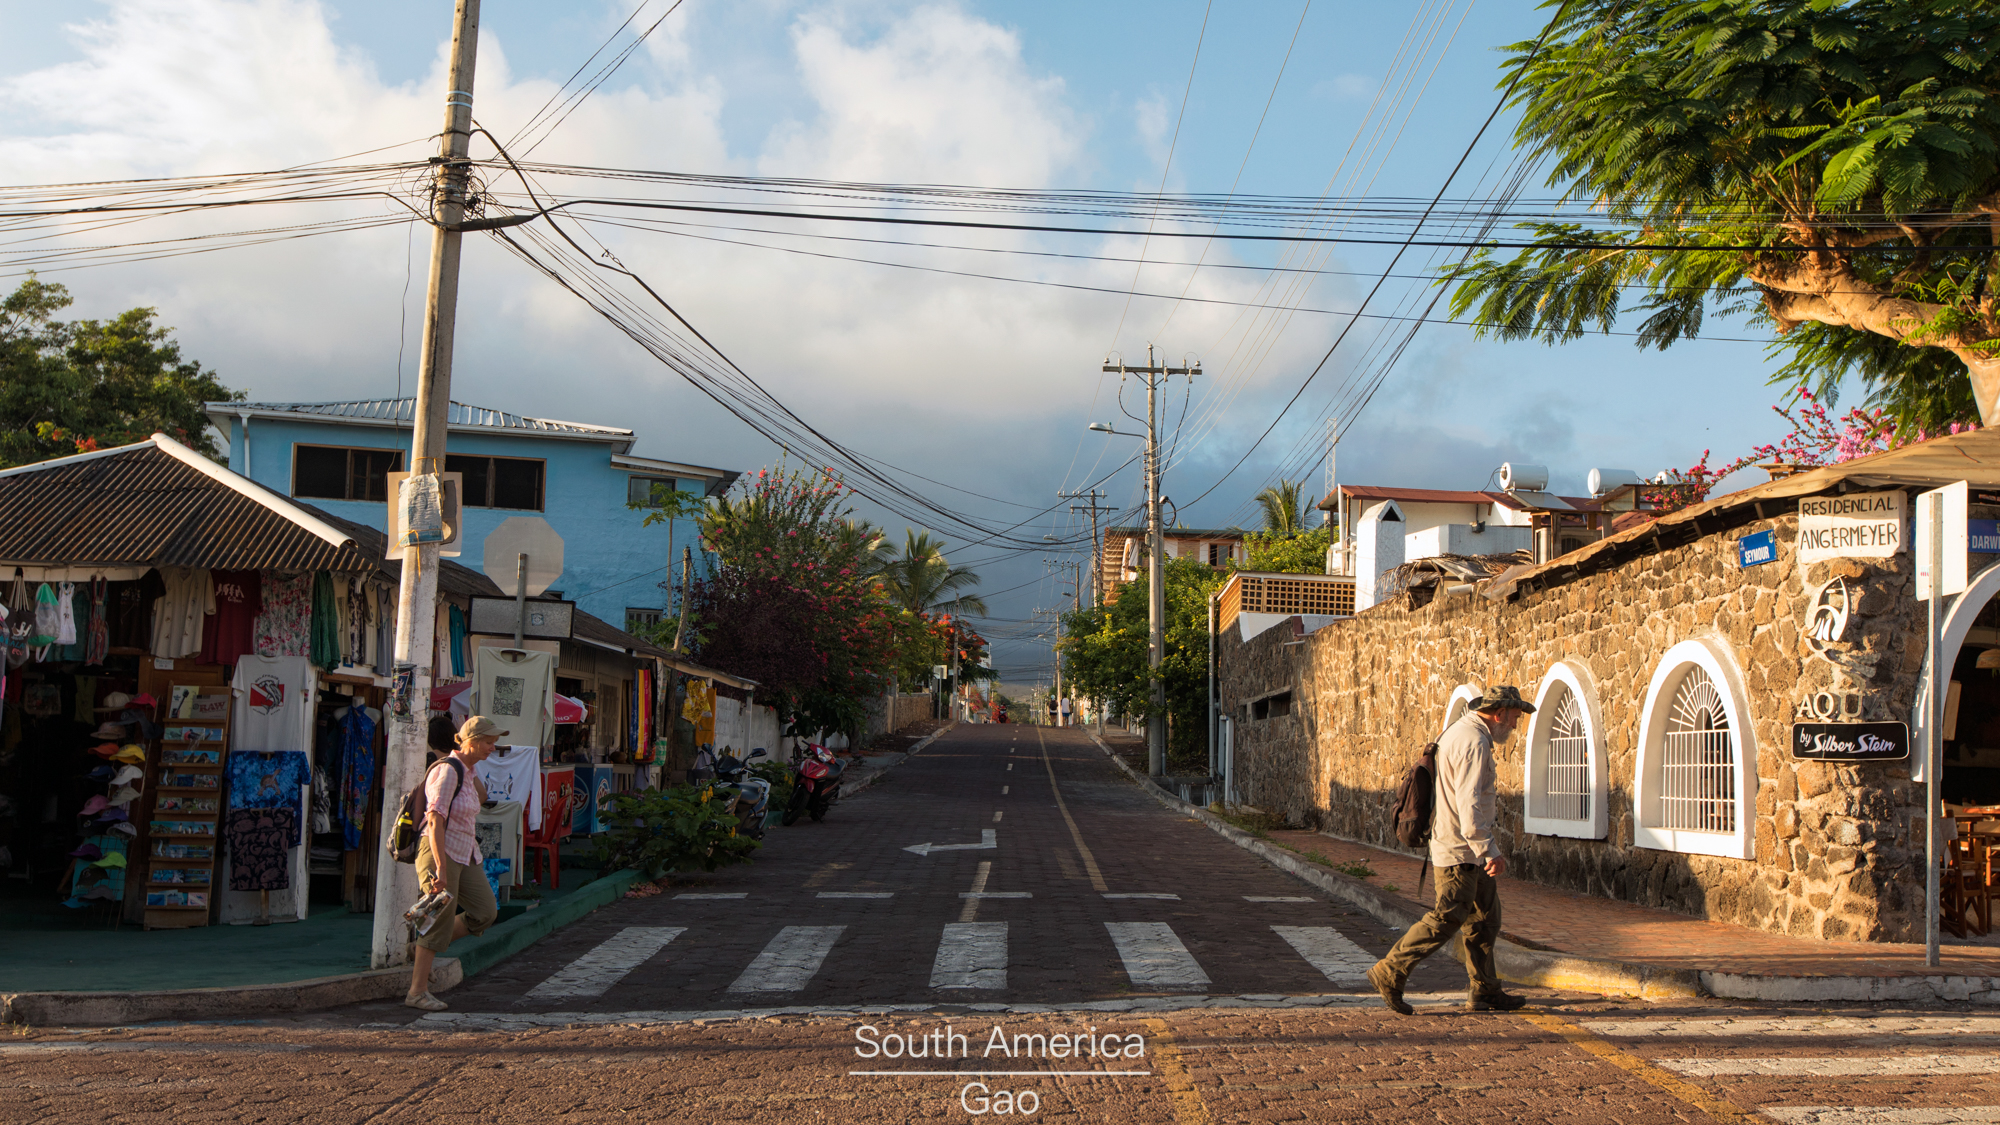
[1378,863,1502,992]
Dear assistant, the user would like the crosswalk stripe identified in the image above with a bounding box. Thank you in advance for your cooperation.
[1660,1056,2000,1077]
[1270,925,1373,985]
[525,927,686,1000]
[1762,1109,2000,1124]
[930,922,1007,989]
[1103,893,1179,900]
[816,892,893,899]
[674,893,746,900]
[1586,1017,2000,1040]
[1244,896,1313,902]
[1104,922,1209,991]
[727,926,845,993]
[960,891,1031,899]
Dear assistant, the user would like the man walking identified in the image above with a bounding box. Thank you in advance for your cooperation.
[1366,686,1534,1015]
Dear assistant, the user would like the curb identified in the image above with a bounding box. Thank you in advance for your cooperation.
[0,869,645,1027]
[1083,732,1702,1002]
[842,722,956,800]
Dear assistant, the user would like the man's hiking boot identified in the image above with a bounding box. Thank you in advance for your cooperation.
[1366,962,1413,1016]
[1466,989,1527,1012]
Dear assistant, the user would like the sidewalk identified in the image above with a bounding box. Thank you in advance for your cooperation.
[1091,727,2000,1004]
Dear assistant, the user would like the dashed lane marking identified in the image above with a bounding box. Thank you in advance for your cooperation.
[674,893,746,900]
[1270,925,1373,985]
[525,926,686,1001]
[1763,1110,2000,1124]
[930,922,1008,989]
[1002,786,1009,794]
[958,861,992,924]
[1660,1056,2000,1077]
[1245,896,1314,902]
[816,892,893,899]
[993,811,1003,822]
[1105,922,1211,991]
[726,925,845,993]
[1103,893,1180,900]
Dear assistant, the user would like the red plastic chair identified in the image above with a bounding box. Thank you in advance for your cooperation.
[526,771,573,889]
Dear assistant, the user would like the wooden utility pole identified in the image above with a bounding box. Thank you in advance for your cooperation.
[1058,488,1114,606]
[1101,348,1199,777]
[671,546,693,653]
[372,0,481,971]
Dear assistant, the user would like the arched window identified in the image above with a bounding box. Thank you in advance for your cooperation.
[1441,683,1482,739]
[1634,638,1756,859]
[1523,661,1608,839]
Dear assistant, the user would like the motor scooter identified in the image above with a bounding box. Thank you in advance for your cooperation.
[689,746,772,839]
[782,742,845,825]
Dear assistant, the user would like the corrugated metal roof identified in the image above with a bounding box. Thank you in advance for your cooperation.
[213,398,633,439]
[0,437,377,572]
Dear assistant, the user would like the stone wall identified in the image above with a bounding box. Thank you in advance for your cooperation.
[1220,505,1932,943]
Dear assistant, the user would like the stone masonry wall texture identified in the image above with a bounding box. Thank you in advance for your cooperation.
[1220,507,1933,944]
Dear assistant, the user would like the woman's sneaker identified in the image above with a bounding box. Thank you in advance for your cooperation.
[403,991,449,1012]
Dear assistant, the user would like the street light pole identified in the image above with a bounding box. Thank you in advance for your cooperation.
[373,0,479,971]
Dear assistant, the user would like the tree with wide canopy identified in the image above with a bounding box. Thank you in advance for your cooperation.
[1449,0,2000,430]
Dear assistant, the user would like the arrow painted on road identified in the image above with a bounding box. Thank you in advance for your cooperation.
[903,829,997,857]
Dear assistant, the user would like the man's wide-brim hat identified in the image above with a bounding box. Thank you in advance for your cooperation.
[1471,685,1536,714]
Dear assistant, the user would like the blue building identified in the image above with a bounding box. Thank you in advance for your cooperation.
[203,398,736,629]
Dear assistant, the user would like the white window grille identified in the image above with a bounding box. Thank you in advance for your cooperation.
[1634,638,1756,859]
[1533,686,1589,821]
[1659,668,1735,833]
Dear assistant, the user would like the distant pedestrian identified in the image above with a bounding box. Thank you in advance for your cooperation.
[1058,696,1073,728]
[1366,686,1534,1015]
[405,716,502,1011]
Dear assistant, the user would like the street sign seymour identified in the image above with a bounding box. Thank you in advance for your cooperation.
[482,516,565,597]
[1797,490,1904,566]
[1737,529,1776,567]
[1791,721,1909,762]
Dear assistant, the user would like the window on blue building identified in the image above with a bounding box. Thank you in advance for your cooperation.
[293,444,403,502]
[446,454,544,510]
[627,475,677,507]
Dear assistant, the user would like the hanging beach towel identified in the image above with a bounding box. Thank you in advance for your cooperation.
[85,577,108,665]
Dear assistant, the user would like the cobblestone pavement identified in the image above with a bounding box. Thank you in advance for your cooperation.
[15,726,2000,1122]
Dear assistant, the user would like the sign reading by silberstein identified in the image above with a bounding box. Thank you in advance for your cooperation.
[1796,490,1905,565]
[1791,721,1909,762]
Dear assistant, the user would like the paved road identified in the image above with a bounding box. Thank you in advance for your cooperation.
[13,725,2000,1122]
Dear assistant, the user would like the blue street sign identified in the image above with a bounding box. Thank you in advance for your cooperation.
[1738,529,1776,567]
[1972,519,2000,553]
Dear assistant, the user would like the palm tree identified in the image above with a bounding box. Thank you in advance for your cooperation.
[1255,480,1308,536]
[881,530,989,617]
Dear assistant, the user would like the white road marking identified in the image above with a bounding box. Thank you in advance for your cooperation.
[1762,1109,2000,1124]
[1105,922,1210,991]
[674,893,746,900]
[815,892,893,899]
[1103,893,1180,900]
[958,860,993,923]
[727,926,845,993]
[961,892,1032,899]
[1002,786,1010,795]
[903,829,998,857]
[1660,1056,2000,1077]
[525,927,685,1001]
[1007,763,1013,771]
[993,811,1003,823]
[1245,896,1314,902]
[930,922,1007,989]
[1587,1017,2000,1041]
[1270,926,1375,985]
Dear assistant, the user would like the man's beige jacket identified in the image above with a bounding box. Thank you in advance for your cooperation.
[1429,710,1499,867]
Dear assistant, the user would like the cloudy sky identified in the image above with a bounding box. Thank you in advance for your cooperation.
[0,0,1794,681]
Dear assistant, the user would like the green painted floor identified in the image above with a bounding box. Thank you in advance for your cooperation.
[0,863,608,993]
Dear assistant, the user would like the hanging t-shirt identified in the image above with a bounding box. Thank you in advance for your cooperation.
[474,745,543,829]
[344,578,371,667]
[199,570,262,667]
[54,581,77,646]
[150,568,214,659]
[231,654,315,757]
[106,573,163,651]
[225,749,310,845]
[254,573,311,658]
[474,648,555,747]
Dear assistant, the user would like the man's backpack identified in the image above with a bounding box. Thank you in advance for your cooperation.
[389,757,464,864]
[1392,742,1438,849]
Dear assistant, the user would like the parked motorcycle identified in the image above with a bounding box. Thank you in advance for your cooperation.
[689,746,772,839]
[783,742,846,825]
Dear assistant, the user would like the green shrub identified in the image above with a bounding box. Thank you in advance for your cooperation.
[748,758,793,811]
[590,784,760,878]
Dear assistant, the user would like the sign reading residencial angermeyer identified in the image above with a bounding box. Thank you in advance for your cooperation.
[1791,721,1909,762]
[1796,490,1905,565]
